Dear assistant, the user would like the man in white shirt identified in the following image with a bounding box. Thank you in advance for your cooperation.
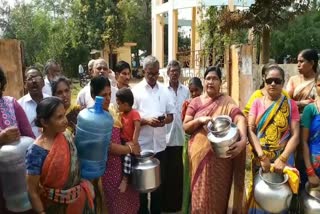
[18,67,50,137]
[42,59,61,96]
[163,60,190,212]
[132,56,175,214]
[76,59,118,107]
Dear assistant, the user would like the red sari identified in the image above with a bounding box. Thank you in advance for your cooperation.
[39,132,94,213]
[186,95,246,214]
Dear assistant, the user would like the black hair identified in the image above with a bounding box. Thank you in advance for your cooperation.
[90,76,111,98]
[188,77,203,90]
[44,59,59,75]
[204,66,222,80]
[25,66,42,77]
[114,60,131,74]
[259,63,277,89]
[167,60,181,73]
[264,65,285,82]
[35,97,63,128]
[299,49,319,73]
[51,76,71,95]
[0,66,7,94]
[116,88,134,107]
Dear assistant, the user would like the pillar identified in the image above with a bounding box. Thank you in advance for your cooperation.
[152,14,164,68]
[168,9,178,61]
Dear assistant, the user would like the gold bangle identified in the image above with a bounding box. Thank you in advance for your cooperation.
[279,155,288,163]
[127,144,133,153]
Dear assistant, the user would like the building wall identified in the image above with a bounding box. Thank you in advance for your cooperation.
[116,46,132,66]
[102,46,133,68]
[0,39,24,99]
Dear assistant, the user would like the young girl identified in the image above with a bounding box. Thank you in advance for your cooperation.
[181,77,203,214]
[116,88,141,192]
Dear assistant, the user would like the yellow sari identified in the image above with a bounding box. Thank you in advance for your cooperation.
[247,95,293,213]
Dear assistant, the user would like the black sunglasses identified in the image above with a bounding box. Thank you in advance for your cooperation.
[265,78,283,85]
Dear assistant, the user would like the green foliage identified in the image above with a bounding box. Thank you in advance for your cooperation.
[198,6,247,60]
[271,10,320,62]
[118,0,151,55]
[76,0,125,52]
[0,0,150,75]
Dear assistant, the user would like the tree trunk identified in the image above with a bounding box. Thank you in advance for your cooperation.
[259,27,271,64]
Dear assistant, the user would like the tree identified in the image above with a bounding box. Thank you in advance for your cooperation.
[1,0,90,77]
[270,10,320,62]
[102,0,125,68]
[198,6,247,66]
[218,0,311,63]
[77,0,125,51]
[0,0,10,31]
[118,0,151,67]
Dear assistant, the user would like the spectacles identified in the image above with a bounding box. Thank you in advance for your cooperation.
[146,72,159,78]
[265,78,283,85]
[26,76,43,82]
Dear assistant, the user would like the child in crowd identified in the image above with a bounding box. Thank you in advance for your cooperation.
[181,77,203,213]
[116,88,141,192]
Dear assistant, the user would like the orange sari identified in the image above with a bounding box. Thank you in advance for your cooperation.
[40,132,94,213]
[186,95,246,214]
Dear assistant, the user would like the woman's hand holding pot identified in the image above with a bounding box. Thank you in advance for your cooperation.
[260,155,271,172]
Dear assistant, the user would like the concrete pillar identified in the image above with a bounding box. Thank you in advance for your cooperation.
[152,14,164,67]
[190,7,201,75]
[228,0,235,11]
[190,7,196,69]
[168,9,178,61]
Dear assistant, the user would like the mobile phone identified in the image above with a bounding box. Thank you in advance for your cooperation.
[158,116,165,121]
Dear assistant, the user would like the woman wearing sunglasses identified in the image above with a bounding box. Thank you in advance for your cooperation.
[246,65,300,213]
[243,63,289,116]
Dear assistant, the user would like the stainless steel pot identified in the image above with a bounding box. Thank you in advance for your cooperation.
[254,168,292,213]
[207,115,239,158]
[132,150,160,193]
[303,182,320,214]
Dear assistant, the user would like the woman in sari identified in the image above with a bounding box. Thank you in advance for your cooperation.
[286,49,318,113]
[0,67,35,213]
[51,76,81,135]
[247,65,300,213]
[301,72,320,188]
[25,97,95,214]
[183,66,247,213]
[90,76,140,214]
[181,77,203,214]
[243,63,289,117]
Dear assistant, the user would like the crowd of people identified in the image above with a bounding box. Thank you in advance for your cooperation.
[0,48,319,214]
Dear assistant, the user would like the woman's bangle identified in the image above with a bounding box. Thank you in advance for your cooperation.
[127,144,133,154]
[306,166,316,176]
[279,155,288,163]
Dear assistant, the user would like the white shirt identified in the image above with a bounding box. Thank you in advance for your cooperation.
[78,64,84,74]
[76,82,117,108]
[42,76,52,96]
[132,79,175,153]
[166,82,190,147]
[18,93,50,138]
